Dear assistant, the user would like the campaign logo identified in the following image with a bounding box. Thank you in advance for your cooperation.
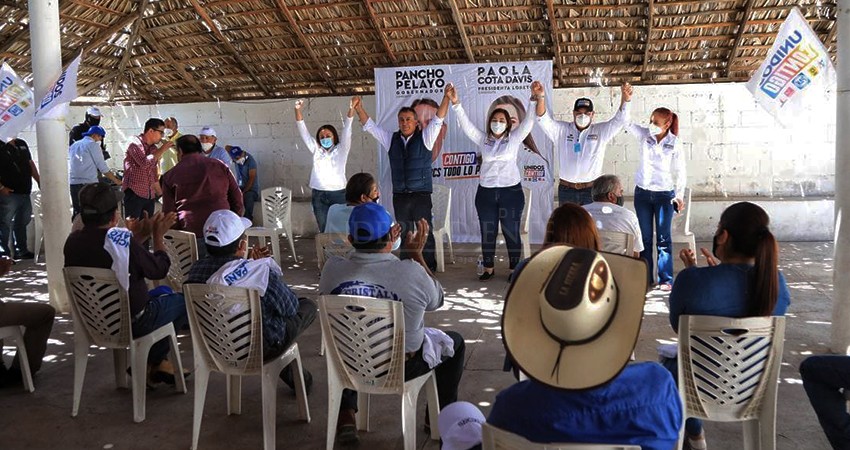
[438,152,480,180]
[330,280,400,301]
[223,261,249,285]
[523,164,546,183]
[395,68,446,96]
[758,30,822,99]
[477,65,533,92]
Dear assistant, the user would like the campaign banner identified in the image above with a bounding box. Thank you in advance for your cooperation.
[746,7,835,125]
[0,62,35,140]
[35,53,81,120]
[375,61,554,244]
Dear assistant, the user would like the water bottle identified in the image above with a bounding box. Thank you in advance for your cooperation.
[476,256,484,276]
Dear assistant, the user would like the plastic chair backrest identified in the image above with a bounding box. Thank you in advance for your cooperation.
[521,187,532,234]
[482,423,641,450]
[183,283,265,375]
[260,186,293,230]
[431,184,451,232]
[597,230,635,255]
[672,187,693,235]
[319,295,406,395]
[63,267,132,349]
[31,191,42,215]
[316,233,353,270]
[162,230,198,289]
[678,315,786,422]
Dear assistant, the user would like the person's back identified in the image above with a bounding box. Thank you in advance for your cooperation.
[488,362,680,450]
[324,204,354,234]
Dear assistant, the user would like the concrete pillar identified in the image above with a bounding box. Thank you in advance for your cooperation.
[833,0,850,353]
[28,0,71,312]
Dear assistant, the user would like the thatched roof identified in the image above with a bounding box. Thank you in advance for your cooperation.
[0,0,837,104]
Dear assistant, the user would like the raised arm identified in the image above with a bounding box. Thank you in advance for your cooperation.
[532,80,546,117]
[354,99,370,126]
[422,91,450,150]
[294,100,320,154]
[338,97,357,155]
[596,83,633,141]
[510,99,538,144]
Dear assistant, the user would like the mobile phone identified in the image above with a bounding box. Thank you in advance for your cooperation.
[672,200,680,213]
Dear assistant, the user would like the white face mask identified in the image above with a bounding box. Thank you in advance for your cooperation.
[235,157,246,165]
[649,123,664,136]
[575,114,591,128]
[201,142,213,152]
[490,121,507,135]
[163,128,174,138]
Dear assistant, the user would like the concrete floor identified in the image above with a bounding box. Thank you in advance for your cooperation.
[0,239,837,450]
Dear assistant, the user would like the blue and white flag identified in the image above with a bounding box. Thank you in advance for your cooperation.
[0,62,35,140]
[35,53,82,120]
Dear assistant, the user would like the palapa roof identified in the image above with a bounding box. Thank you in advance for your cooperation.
[0,0,837,104]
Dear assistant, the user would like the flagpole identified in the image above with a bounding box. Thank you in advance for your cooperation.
[832,0,850,353]
[28,0,71,312]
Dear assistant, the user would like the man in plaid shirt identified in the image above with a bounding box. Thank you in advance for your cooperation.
[123,118,173,219]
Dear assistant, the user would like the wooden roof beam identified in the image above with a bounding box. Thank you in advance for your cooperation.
[273,0,337,93]
[726,0,755,76]
[545,0,565,82]
[188,0,273,97]
[110,0,150,102]
[140,30,211,100]
[641,0,654,80]
[62,10,140,66]
[363,1,398,63]
[446,0,475,62]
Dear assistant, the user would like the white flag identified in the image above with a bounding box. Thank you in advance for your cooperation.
[746,7,835,126]
[0,62,35,140]
[35,53,82,120]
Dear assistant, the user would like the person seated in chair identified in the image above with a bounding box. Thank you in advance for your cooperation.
[184,209,316,392]
[319,202,465,445]
[582,174,643,258]
[64,182,187,385]
[800,355,850,450]
[489,245,681,450]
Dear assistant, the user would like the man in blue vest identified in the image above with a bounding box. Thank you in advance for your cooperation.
[354,93,450,271]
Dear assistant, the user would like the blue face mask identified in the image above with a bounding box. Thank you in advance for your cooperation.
[320,137,334,149]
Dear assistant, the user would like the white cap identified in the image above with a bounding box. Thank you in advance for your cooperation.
[437,402,485,450]
[86,107,101,116]
[203,210,252,247]
[199,126,217,137]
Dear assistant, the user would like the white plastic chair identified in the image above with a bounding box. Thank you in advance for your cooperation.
[246,186,297,265]
[31,191,43,262]
[597,230,635,256]
[482,423,640,449]
[677,315,786,450]
[162,230,199,292]
[315,232,353,271]
[319,295,440,450]
[183,284,310,450]
[431,184,455,273]
[64,267,187,423]
[0,326,34,392]
[497,187,532,260]
[671,187,695,272]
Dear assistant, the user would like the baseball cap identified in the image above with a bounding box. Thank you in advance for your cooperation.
[203,209,252,247]
[348,202,392,243]
[437,402,485,450]
[86,107,101,116]
[78,182,123,215]
[199,126,217,137]
[82,125,106,138]
[574,98,594,112]
[227,145,244,159]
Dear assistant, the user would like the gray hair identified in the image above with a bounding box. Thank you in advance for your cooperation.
[592,175,620,201]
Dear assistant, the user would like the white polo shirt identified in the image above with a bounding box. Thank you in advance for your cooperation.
[625,123,686,198]
[583,201,644,254]
[297,116,353,191]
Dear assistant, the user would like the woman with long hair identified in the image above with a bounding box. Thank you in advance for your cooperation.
[667,201,791,449]
[625,106,687,290]
[295,97,357,232]
[542,203,601,251]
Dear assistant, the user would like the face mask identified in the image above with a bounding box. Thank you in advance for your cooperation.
[490,121,507,135]
[88,117,101,126]
[163,128,174,138]
[615,195,624,207]
[320,137,334,149]
[236,157,246,165]
[575,114,591,128]
[201,142,213,152]
[649,123,664,136]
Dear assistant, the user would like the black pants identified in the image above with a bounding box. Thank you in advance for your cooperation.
[263,298,317,361]
[123,188,156,220]
[393,192,436,271]
[340,330,465,412]
[70,184,85,221]
[475,184,524,270]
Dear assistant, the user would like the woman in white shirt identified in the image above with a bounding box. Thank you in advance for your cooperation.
[625,107,687,290]
[295,97,357,232]
[446,84,536,281]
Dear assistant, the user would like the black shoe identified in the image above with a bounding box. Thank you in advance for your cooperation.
[14,251,34,260]
[336,408,359,445]
[479,271,494,281]
[280,366,313,395]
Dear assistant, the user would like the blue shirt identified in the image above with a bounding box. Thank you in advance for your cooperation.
[235,152,259,194]
[488,362,682,450]
[69,136,111,184]
[669,264,791,331]
[207,145,236,176]
[325,204,355,234]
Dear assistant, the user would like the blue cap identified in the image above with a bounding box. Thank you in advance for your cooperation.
[227,146,244,159]
[82,125,106,138]
[348,202,392,243]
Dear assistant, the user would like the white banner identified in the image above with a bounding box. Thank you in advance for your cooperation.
[0,62,35,140]
[746,7,835,125]
[35,53,82,120]
[375,61,554,244]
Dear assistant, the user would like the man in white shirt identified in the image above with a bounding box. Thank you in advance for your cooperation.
[533,82,633,206]
[583,175,643,258]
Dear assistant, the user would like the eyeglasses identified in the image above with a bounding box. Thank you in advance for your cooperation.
[154,128,165,134]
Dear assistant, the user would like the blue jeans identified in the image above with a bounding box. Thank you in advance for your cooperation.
[801,355,850,449]
[634,186,675,285]
[0,193,32,257]
[131,293,188,365]
[558,185,593,206]
[242,190,259,224]
[661,357,703,436]
[311,188,346,233]
[475,184,525,269]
